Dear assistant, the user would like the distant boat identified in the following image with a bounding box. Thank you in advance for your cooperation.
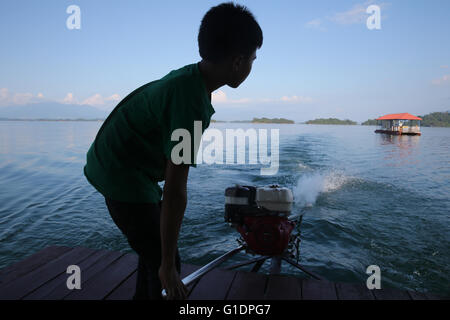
[374,113,422,136]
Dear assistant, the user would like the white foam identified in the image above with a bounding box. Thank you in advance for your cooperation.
[297,162,309,170]
[294,170,351,207]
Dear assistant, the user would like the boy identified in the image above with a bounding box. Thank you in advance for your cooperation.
[83,2,263,300]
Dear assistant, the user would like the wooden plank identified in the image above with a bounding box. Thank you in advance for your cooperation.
[104,271,137,300]
[180,263,202,297]
[372,287,411,300]
[180,263,200,278]
[105,262,201,300]
[188,268,236,300]
[265,274,301,300]
[407,291,428,300]
[64,252,137,300]
[2,246,445,301]
[302,279,338,300]
[335,282,375,300]
[0,246,72,287]
[0,247,96,300]
[226,271,267,300]
[45,249,124,300]
[424,292,445,300]
[23,249,112,300]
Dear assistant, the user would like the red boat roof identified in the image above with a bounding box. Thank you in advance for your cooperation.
[376,113,422,120]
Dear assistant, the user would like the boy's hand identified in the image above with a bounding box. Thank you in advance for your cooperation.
[159,263,189,300]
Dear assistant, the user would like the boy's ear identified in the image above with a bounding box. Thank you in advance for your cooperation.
[231,54,244,71]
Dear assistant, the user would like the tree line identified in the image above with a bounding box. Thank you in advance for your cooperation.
[362,112,450,127]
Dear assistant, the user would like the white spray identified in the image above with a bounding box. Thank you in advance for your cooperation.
[294,170,351,207]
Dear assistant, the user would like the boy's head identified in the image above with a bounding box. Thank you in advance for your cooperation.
[198,2,263,88]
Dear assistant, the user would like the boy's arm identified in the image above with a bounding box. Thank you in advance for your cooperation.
[159,159,190,300]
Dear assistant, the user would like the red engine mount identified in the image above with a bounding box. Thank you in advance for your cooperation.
[236,216,296,256]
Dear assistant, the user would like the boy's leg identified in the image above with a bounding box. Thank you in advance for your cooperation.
[135,247,181,300]
[104,197,181,300]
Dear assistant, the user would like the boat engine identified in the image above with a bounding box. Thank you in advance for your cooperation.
[225,185,295,256]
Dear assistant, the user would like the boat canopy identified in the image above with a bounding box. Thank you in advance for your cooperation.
[376,113,422,121]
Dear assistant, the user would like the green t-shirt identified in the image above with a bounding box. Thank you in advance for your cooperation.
[83,62,215,203]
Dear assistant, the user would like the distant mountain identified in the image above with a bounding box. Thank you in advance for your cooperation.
[252,117,294,124]
[305,118,357,125]
[361,119,378,125]
[0,102,108,120]
[418,111,450,127]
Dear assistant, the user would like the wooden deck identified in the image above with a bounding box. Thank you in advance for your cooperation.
[0,246,443,300]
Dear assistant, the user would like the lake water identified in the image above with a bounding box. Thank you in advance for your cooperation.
[0,121,449,296]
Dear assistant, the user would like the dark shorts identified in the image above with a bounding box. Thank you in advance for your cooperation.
[105,197,181,300]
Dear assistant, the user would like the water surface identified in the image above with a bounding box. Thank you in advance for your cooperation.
[0,121,448,296]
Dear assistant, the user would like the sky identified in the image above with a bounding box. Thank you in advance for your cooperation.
[0,0,449,122]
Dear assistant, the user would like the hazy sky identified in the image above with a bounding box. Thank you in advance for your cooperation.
[0,0,449,122]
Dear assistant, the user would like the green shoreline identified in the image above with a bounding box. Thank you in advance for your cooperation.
[305,118,357,125]
[2,111,449,127]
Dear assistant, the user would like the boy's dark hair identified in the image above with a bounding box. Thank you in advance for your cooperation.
[198,2,263,63]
